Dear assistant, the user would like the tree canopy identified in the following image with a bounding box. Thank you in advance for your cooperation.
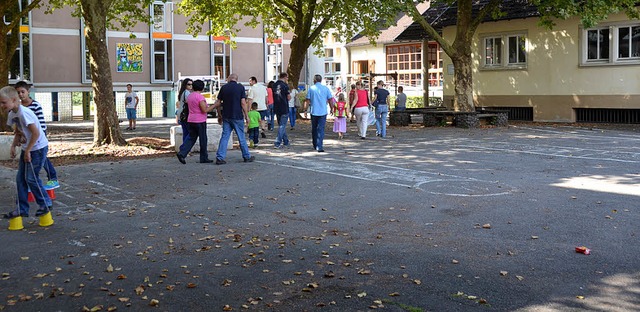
[178,0,403,88]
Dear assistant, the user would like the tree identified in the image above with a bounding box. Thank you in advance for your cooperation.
[45,0,155,145]
[403,0,640,113]
[0,0,44,132]
[177,0,403,90]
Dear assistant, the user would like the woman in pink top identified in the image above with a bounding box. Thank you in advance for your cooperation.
[351,81,370,139]
[176,80,218,164]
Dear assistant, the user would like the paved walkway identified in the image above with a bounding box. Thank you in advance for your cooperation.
[1,119,639,311]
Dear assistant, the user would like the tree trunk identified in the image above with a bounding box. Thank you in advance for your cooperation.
[286,35,307,90]
[451,54,475,112]
[84,1,127,146]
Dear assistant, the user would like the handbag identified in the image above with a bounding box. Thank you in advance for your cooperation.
[179,93,189,123]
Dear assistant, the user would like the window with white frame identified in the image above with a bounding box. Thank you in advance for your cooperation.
[482,32,527,68]
[584,23,640,64]
[151,2,173,82]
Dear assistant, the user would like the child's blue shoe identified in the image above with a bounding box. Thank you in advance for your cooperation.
[44,180,60,190]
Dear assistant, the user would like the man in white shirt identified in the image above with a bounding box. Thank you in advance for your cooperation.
[247,76,268,138]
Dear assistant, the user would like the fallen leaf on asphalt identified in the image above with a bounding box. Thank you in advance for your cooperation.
[222,279,232,287]
[452,259,459,264]
[135,285,145,295]
[222,304,233,311]
[116,274,126,280]
[576,295,585,299]
[187,283,197,288]
[20,257,29,260]
[118,298,129,302]
[413,279,422,285]
[34,273,48,278]
[482,224,491,229]
[149,299,159,306]
[106,264,113,273]
[531,236,539,239]
[516,275,524,281]
[500,271,508,276]
[389,292,400,296]
[357,292,367,298]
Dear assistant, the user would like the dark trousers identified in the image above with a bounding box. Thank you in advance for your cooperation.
[178,122,209,162]
[248,127,259,144]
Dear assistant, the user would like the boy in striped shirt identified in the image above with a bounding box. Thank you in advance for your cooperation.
[15,81,59,190]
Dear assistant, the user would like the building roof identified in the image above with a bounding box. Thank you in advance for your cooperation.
[396,0,540,41]
[346,1,430,47]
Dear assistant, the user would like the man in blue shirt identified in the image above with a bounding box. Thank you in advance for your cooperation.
[214,73,254,164]
[272,72,291,149]
[304,74,334,152]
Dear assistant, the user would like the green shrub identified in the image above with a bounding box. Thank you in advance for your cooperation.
[387,96,444,109]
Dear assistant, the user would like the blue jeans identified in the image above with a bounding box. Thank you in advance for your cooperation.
[179,120,191,151]
[289,107,297,128]
[248,127,259,144]
[216,119,251,161]
[179,122,209,162]
[275,114,289,147]
[375,104,389,137]
[267,105,274,130]
[126,108,137,120]
[311,115,327,151]
[16,146,52,216]
[42,130,57,181]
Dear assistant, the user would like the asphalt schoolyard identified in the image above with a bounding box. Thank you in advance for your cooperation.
[0,118,639,311]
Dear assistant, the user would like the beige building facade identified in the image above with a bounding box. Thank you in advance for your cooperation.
[440,13,640,122]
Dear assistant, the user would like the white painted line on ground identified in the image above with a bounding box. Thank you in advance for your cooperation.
[88,180,133,195]
[454,144,640,163]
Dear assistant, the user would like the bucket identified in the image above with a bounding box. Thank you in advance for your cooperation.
[38,212,54,227]
[8,216,24,231]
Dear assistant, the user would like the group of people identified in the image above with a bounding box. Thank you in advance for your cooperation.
[173,73,408,162]
[1,81,60,224]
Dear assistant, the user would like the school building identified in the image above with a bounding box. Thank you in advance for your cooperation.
[8,1,296,122]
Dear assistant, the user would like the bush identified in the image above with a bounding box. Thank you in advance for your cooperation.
[387,96,444,109]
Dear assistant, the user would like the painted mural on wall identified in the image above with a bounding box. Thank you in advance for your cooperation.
[116,43,143,73]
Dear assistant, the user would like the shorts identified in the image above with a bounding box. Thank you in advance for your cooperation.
[126,108,137,120]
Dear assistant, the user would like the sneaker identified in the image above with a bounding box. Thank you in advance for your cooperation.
[317,149,325,153]
[243,156,255,163]
[176,153,186,164]
[215,159,226,165]
[200,159,214,163]
[36,206,53,217]
[274,145,283,149]
[45,180,60,190]
[261,132,266,138]
[3,210,27,219]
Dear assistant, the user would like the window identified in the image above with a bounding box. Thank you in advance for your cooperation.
[7,0,31,82]
[150,2,173,82]
[153,39,173,81]
[325,48,334,58]
[80,20,92,82]
[587,28,609,61]
[482,33,527,68]
[583,23,640,65]
[386,44,422,86]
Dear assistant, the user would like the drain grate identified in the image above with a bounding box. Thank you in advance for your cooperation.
[575,108,640,124]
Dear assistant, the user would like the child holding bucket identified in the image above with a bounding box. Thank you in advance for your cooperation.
[0,86,53,230]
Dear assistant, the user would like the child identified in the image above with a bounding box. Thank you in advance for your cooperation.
[333,92,348,139]
[124,83,139,130]
[0,86,53,221]
[247,102,261,148]
[15,81,60,190]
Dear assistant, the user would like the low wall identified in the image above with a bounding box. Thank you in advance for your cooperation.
[170,124,233,153]
[0,135,12,160]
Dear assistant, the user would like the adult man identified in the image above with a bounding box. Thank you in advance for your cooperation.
[372,80,390,137]
[214,73,254,164]
[272,72,291,149]
[247,76,268,138]
[124,84,139,130]
[304,74,334,152]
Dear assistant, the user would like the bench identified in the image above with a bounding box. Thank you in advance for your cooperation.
[170,124,233,153]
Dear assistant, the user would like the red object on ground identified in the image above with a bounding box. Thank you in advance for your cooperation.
[27,192,35,202]
[575,246,591,255]
[47,189,56,200]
